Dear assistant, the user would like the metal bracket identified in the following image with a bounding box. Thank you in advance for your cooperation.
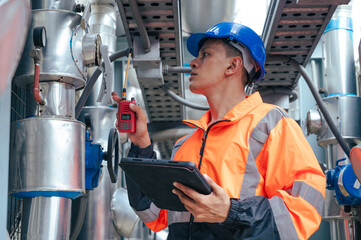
[80,2,91,31]
[97,45,112,102]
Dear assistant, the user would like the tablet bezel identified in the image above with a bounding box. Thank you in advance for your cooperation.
[120,157,212,211]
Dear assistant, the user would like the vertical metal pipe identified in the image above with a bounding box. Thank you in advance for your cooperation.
[321,5,357,96]
[21,197,72,240]
[85,4,117,106]
[79,4,120,239]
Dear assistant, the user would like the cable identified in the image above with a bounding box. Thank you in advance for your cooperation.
[267,55,351,158]
[161,85,209,111]
[75,48,130,119]
[128,0,151,52]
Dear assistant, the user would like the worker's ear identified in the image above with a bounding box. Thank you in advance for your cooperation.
[225,56,243,76]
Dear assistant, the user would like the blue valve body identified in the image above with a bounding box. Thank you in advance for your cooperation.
[85,131,104,190]
[327,162,361,205]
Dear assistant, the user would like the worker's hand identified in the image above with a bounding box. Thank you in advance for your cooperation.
[112,91,151,148]
[172,174,231,223]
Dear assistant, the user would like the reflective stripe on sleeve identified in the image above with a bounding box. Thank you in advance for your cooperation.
[167,210,191,225]
[269,196,299,240]
[134,202,161,223]
[239,107,287,199]
[291,181,325,216]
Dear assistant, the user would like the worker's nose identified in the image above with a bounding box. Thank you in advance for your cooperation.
[190,58,198,69]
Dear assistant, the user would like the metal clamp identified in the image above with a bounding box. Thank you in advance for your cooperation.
[97,45,112,102]
[80,2,91,31]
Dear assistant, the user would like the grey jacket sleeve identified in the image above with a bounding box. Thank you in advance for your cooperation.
[125,143,157,211]
[222,196,281,240]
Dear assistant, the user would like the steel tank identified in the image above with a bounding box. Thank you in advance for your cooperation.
[9,117,85,197]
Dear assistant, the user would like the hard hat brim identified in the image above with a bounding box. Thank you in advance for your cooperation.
[187,32,229,57]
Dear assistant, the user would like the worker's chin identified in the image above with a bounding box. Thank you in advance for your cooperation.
[189,85,202,95]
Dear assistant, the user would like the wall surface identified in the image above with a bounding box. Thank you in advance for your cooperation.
[0,83,11,240]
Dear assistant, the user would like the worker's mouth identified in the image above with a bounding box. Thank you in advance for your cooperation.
[190,72,197,81]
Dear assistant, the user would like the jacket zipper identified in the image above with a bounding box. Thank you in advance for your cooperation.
[187,119,229,240]
[198,120,229,170]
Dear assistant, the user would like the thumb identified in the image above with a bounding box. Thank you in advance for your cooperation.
[129,103,147,120]
[111,91,122,103]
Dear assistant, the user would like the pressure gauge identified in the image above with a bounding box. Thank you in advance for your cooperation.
[33,26,47,48]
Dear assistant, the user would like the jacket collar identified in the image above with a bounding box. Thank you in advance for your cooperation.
[183,92,263,130]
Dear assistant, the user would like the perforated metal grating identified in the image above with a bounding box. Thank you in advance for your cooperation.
[119,0,183,122]
[258,0,349,90]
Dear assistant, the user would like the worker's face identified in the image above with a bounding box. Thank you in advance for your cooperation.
[189,39,230,95]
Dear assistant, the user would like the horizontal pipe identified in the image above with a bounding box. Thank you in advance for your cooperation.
[267,55,351,158]
[163,65,192,74]
[161,86,209,111]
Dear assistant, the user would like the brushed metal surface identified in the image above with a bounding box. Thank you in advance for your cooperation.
[181,0,238,34]
[111,187,139,237]
[85,4,117,106]
[14,10,86,89]
[21,197,72,240]
[25,82,76,118]
[321,5,356,96]
[317,96,361,147]
[9,117,85,194]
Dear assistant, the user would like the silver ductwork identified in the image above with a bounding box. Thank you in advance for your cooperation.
[181,0,238,34]
[78,3,131,240]
[85,4,117,106]
[321,5,357,96]
[323,17,358,129]
[14,10,86,89]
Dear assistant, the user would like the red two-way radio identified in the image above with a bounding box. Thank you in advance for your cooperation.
[118,98,136,133]
[117,52,136,133]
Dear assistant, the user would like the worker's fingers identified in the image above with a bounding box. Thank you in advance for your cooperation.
[173,182,204,203]
[172,188,197,209]
[111,91,122,103]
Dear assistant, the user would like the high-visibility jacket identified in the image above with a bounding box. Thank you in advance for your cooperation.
[126,92,326,240]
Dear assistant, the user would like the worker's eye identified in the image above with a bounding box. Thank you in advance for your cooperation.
[201,52,209,58]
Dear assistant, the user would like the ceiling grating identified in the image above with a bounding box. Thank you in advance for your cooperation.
[118,0,184,122]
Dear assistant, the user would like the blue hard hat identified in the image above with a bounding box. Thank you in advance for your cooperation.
[187,22,266,82]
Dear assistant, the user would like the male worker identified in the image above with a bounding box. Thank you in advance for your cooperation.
[113,22,326,239]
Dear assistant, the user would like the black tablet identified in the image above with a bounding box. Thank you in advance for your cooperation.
[120,157,212,211]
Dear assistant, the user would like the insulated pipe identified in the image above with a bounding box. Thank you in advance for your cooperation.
[75,48,130,119]
[33,63,45,105]
[267,55,351,158]
[161,85,209,111]
[127,0,151,52]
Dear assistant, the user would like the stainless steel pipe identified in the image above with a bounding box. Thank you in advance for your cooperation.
[21,197,72,240]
